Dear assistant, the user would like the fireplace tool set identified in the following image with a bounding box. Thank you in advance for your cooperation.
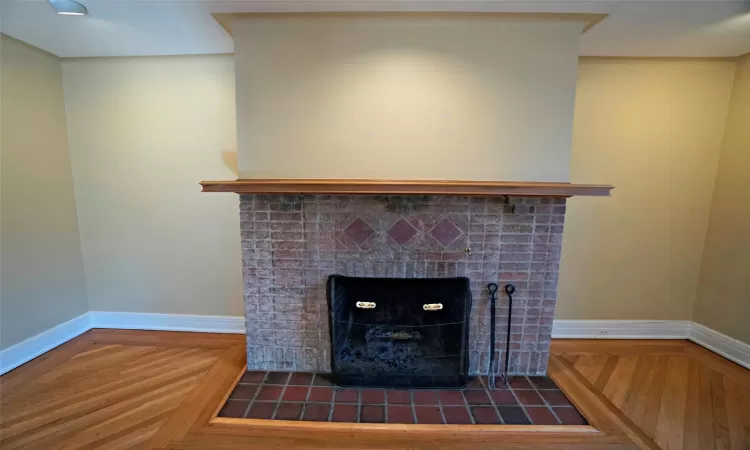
[487,282,516,389]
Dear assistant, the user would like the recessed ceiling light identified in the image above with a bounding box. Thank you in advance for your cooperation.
[48,0,88,16]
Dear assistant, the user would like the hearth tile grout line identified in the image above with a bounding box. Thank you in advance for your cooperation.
[409,390,418,424]
[241,370,265,418]
[538,385,564,425]
[299,373,313,420]
[270,372,292,420]
[437,393,448,425]
[326,377,335,422]
[480,373,505,424]
[356,384,362,423]
[383,388,389,423]
[506,376,534,424]
[457,388,477,424]
[226,372,577,424]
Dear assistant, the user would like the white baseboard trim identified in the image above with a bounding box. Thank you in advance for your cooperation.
[0,313,91,375]
[5,316,746,375]
[88,312,246,334]
[551,320,692,339]
[689,322,750,369]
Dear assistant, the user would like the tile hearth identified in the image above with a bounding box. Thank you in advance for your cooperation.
[217,371,587,425]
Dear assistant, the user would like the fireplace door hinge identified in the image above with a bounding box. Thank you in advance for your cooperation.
[422,303,444,311]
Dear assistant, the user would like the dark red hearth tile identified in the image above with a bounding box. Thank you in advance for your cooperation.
[386,390,411,404]
[256,385,283,401]
[334,388,359,403]
[308,386,334,403]
[289,372,314,386]
[527,376,558,390]
[247,402,275,419]
[554,407,587,425]
[498,406,531,424]
[525,406,560,425]
[514,389,545,406]
[360,389,385,405]
[386,405,415,423]
[414,406,443,424]
[466,377,485,389]
[282,386,309,402]
[240,371,266,384]
[331,404,358,422]
[218,400,250,418]
[412,390,440,405]
[508,377,533,390]
[438,390,466,406]
[360,405,385,423]
[228,384,258,400]
[302,403,331,421]
[275,402,303,420]
[442,406,472,424]
[312,374,333,386]
[489,389,518,406]
[470,406,501,424]
[463,390,492,405]
[540,390,573,407]
[264,372,290,385]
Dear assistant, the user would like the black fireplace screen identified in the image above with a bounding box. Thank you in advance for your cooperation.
[326,275,471,388]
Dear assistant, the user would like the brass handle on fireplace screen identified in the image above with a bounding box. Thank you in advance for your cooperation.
[356,301,376,309]
[423,303,443,311]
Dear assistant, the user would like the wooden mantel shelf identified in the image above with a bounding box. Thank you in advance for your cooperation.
[200,179,613,197]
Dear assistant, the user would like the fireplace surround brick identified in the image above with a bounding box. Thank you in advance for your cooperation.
[240,194,565,376]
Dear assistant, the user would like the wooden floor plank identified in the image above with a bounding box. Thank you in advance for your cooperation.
[654,356,688,450]
[602,355,640,408]
[709,369,730,450]
[3,333,749,450]
[0,331,221,450]
[682,357,701,450]
[722,377,750,450]
[143,344,246,449]
[553,340,750,450]
[639,356,669,440]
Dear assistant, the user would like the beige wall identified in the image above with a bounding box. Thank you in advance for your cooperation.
[58,54,740,325]
[0,36,89,350]
[693,54,750,344]
[233,15,585,182]
[556,58,736,320]
[61,55,243,316]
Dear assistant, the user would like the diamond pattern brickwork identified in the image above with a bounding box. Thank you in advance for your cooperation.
[240,195,567,375]
[430,218,462,247]
[387,218,418,246]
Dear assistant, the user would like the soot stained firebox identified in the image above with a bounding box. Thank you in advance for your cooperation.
[327,275,471,388]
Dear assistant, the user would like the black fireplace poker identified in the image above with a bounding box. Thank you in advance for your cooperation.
[487,282,516,389]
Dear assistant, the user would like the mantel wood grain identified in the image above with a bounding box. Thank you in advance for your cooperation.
[199,179,614,197]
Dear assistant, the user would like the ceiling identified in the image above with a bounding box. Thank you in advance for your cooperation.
[2,0,750,58]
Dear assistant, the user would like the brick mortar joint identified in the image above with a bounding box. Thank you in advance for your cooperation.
[241,194,565,375]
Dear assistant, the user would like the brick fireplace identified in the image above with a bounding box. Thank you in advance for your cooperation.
[240,194,566,376]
